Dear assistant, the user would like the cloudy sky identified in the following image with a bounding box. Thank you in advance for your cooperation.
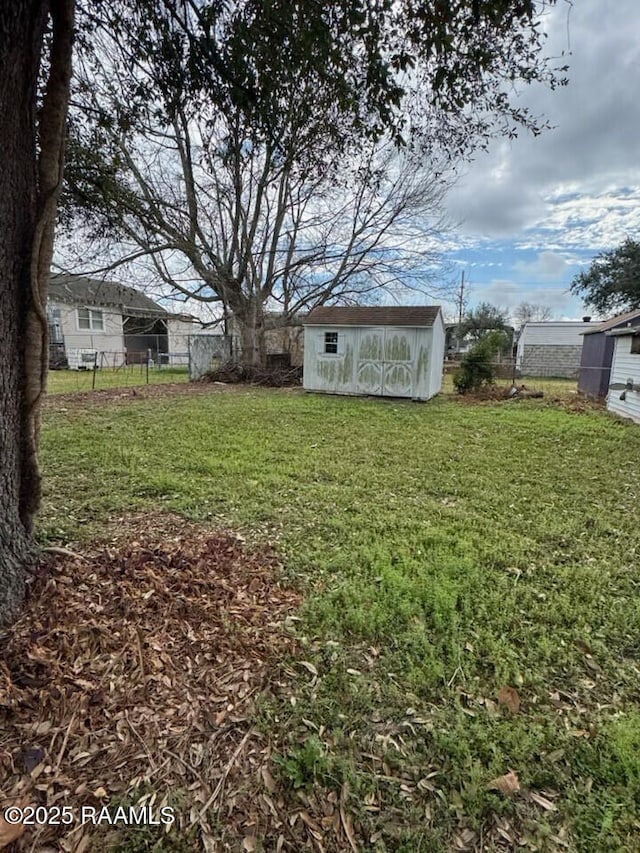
[437,0,640,323]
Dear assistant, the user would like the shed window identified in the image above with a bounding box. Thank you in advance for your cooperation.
[324,331,339,354]
[77,308,104,331]
[631,334,640,355]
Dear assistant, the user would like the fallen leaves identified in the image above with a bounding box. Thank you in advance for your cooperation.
[498,686,521,714]
[0,813,26,849]
[528,790,558,812]
[486,770,521,797]
[0,514,300,851]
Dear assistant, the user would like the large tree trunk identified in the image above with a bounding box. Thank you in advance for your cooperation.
[231,295,267,369]
[238,320,267,369]
[0,1,74,627]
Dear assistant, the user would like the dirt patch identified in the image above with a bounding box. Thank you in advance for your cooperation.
[45,381,302,409]
[0,514,301,851]
[451,385,606,414]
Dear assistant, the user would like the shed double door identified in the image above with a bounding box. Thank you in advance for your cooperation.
[356,326,415,397]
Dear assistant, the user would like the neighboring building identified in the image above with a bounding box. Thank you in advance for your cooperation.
[47,275,216,367]
[445,323,473,355]
[263,314,305,367]
[167,316,225,368]
[578,309,640,398]
[227,312,305,367]
[605,326,640,424]
[302,305,445,400]
[516,319,600,378]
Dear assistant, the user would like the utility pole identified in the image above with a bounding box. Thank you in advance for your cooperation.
[456,271,465,353]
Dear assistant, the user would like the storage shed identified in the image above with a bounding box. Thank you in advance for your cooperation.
[605,326,640,424]
[578,309,640,398]
[303,306,445,400]
[516,320,600,378]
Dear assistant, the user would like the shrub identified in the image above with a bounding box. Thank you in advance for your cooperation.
[453,331,510,394]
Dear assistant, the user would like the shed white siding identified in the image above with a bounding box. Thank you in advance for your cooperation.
[303,317,443,400]
[607,334,640,424]
[429,312,445,396]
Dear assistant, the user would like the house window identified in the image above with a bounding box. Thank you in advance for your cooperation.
[631,334,640,355]
[324,331,339,354]
[77,307,104,331]
[46,306,63,343]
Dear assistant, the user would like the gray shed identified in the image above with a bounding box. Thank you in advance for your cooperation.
[578,309,640,398]
[303,305,445,400]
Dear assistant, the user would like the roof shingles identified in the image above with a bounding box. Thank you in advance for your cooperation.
[582,308,640,335]
[49,275,167,317]
[303,305,441,327]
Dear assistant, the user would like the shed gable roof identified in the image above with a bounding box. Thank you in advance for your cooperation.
[303,305,441,327]
[582,307,640,335]
[49,275,167,317]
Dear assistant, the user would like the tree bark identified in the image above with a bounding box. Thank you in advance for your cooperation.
[230,295,267,369]
[0,1,74,627]
[238,320,267,369]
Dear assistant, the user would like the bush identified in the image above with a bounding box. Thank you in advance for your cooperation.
[453,331,510,394]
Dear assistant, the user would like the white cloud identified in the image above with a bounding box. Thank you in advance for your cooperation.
[444,0,640,252]
[514,251,570,278]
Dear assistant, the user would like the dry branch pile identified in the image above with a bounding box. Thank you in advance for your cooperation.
[0,516,301,851]
[202,363,302,388]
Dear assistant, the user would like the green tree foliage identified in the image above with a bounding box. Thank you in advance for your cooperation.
[570,238,640,314]
[453,330,511,394]
[459,302,511,343]
[73,0,567,163]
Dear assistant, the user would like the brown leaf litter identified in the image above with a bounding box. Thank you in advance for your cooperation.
[497,686,521,715]
[0,514,301,851]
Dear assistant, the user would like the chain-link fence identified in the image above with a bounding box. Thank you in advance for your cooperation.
[47,351,190,394]
[188,335,233,380]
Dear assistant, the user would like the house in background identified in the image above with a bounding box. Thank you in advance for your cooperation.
[47,275,217,368]
[578,309,640,398]
[302,305,445,400]
[516,319,600,378]
[605,324,640,423]
[444,322,515,358]
[227,312,306,368]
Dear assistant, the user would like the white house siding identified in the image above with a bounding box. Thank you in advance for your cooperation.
[516,322,599,378]
[52,301,124,361]
[607,335,640,424]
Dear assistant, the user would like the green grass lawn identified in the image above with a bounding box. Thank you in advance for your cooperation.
[47,365,189,394]
[40,388,640,851]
